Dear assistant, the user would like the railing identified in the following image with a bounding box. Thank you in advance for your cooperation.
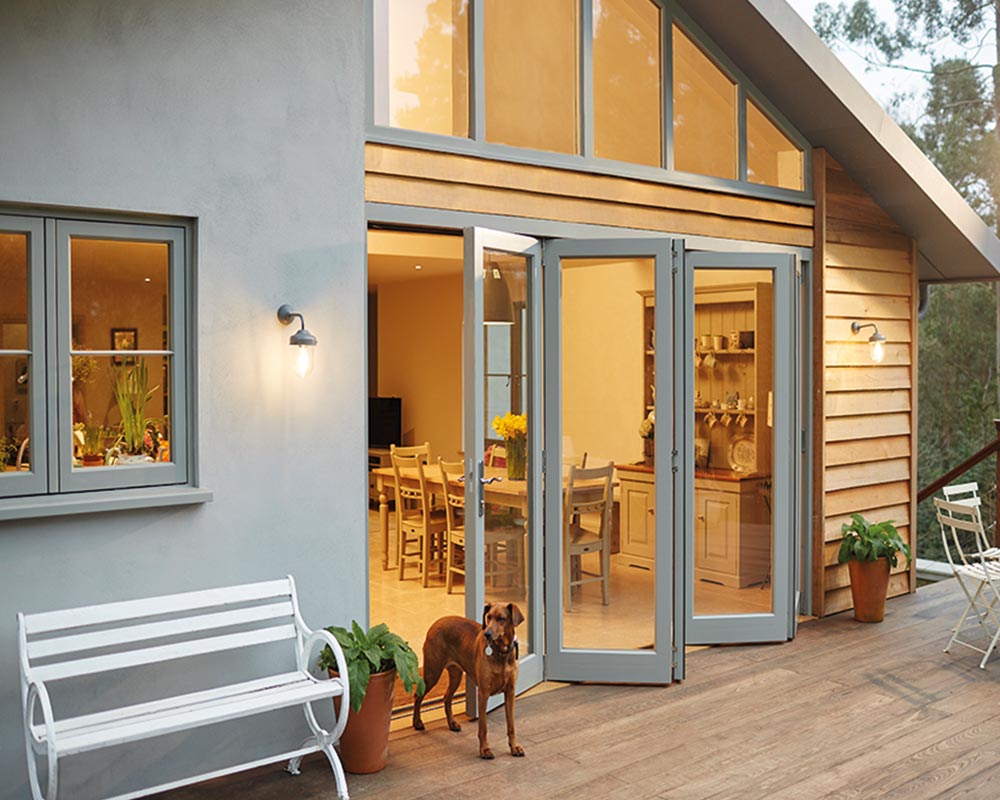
[916,419,1000,504]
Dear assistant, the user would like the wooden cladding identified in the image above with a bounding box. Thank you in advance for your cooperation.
[366,143,813,246]
[814,151,917,616]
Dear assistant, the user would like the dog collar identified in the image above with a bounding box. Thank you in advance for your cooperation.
[485,636,519,660]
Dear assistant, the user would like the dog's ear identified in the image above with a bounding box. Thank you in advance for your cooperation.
[508,603,524,627]
[482,602,492,629]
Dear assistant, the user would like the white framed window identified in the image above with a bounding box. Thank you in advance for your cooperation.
[0,213,194,504]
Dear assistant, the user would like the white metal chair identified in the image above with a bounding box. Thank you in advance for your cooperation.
[563,462,614,611]
[935,496,1000,668]
[942,482,1000,560]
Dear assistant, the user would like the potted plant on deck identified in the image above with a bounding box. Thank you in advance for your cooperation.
[318,621,424,774]
[838,513,912,623]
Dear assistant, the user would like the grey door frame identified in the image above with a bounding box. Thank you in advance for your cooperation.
[684,250,799,644]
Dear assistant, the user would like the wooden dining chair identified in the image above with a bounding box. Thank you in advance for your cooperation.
[391,443,447,586]
[439,458,526,594]
[563,462,613,611]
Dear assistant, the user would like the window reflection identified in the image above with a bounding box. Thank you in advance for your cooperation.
[374,0,470,137]
[747,99,804,191]
[593,0,662,167]
[672,23,737,180]
[485,0,580,154]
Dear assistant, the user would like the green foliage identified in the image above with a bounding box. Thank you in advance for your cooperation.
[0,435,16,469]
[112,359,159,455]
[318,621,425,713]
[839,514,912,568]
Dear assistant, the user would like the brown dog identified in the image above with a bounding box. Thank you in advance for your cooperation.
[412,602,525,759]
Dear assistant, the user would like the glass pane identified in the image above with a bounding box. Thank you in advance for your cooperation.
[485,0,579,154]
[0,355,30,474]
[593,0,662,167]
[692,268,773,616]
[747,99,804,191]
[374,0,470,137]
[672,24,736,180]
[1,233,31,479]
[71,356,172,468]
[483,249,532,657]
[560,256,655,650]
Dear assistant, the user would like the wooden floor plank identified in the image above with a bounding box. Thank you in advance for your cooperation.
[161,580,1000,800]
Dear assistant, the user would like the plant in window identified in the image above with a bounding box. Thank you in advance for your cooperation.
[76,415,114,466]
[112,358,159,460]
[492,412,527,479]
[0,435,16,471]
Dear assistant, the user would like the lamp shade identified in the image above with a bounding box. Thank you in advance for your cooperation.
[484,264,513,325]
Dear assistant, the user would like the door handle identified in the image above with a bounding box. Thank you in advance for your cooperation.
[477,461,485,517]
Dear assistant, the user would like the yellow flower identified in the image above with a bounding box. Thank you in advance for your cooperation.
[491,412,527,440]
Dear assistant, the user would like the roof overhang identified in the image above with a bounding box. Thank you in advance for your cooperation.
[677,0,1000,282]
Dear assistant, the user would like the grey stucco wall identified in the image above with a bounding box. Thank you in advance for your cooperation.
[0,1,367,796]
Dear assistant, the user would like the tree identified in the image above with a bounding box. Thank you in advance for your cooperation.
[815,2,1000,558]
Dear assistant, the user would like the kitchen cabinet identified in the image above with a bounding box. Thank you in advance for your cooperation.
[694,474,770,588]
[618,466,655,569]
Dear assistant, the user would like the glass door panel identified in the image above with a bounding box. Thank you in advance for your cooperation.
[685,252,796,644]
[544,238,679,684]
[0,216,46,498]
[464,228,543,712]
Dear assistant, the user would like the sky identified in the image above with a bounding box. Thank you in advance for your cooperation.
[784,0,930,112]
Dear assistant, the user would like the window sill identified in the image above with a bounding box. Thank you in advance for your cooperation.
[0,486,213,522]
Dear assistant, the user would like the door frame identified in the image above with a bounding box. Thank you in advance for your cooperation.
[541,236,681,684]
[365,207,813,664]
[683,250,799,644]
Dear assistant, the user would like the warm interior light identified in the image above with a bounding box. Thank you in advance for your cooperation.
[295,345,314,378]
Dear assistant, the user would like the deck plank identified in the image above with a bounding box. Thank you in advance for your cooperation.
[161,581,1000,800]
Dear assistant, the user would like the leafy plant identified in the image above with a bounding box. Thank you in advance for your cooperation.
[0,435,16,469]
[78,415,112,457]
[112,359,159,455]
[318,621,424,713]
[838,513,912,568]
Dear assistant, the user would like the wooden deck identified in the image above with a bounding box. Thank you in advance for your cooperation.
[164,580,1000,799]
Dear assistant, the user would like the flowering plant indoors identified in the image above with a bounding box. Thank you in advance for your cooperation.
[492,412,527,440]
[492,412,527,479]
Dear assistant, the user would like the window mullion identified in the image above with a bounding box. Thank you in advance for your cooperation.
[581,0,594,159]
[53,219,74,492]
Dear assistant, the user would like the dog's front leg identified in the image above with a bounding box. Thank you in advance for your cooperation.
[477,688,494,759]
[504,686,524,756]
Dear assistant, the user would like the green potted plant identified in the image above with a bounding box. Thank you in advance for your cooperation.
[318,621,424,774]
[78,415,111,467]
[111,358,158,464]
[838,513,912,622]
[0,435,16,471]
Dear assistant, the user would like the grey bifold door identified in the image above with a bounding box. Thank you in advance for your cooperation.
[684,251,798,645]
[463,228,544,714]
[543,238,682,684]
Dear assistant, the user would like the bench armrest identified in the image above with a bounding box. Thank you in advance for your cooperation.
[23,678,59,800]
[298,629,350,743]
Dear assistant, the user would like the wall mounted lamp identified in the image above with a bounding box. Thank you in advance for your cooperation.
[277,304,318,378]
[851,321,886,364]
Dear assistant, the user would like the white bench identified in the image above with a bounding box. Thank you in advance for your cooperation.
[17,576,350,800]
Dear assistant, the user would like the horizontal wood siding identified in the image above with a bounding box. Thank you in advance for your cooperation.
[816,151,917,616]
[366,144,813,246]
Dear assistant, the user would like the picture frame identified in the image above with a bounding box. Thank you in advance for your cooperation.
[110,327,138,365]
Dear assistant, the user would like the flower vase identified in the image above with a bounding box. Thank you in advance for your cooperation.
[506,435,526,480]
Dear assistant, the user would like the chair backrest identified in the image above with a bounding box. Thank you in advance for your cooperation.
[17,577,300,689]
[935,497,990,569]
[942,481,981,509]
[438,458,465,534]
[564,463,614,536]
[486,444,507,467]
[391,445,433,525]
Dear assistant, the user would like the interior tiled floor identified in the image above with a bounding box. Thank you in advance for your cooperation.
[368,510,772,667]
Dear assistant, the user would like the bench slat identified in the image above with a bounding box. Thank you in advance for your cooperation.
[31,672,319,739]
[57,678,343,756]
[22,578,293,635]
[26,601,295,661]
[30,624,298,683]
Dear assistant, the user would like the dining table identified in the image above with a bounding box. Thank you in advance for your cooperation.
[371,463,620,571]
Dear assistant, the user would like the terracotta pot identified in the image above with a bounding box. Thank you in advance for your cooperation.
[81,454,105,467]
[847,558,891,623]
[332,667,396,774]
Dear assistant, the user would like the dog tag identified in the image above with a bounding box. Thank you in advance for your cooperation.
[485,645,493,656]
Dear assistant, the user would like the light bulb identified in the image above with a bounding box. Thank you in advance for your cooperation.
[295,345,314,378]
[870,338,885,364]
